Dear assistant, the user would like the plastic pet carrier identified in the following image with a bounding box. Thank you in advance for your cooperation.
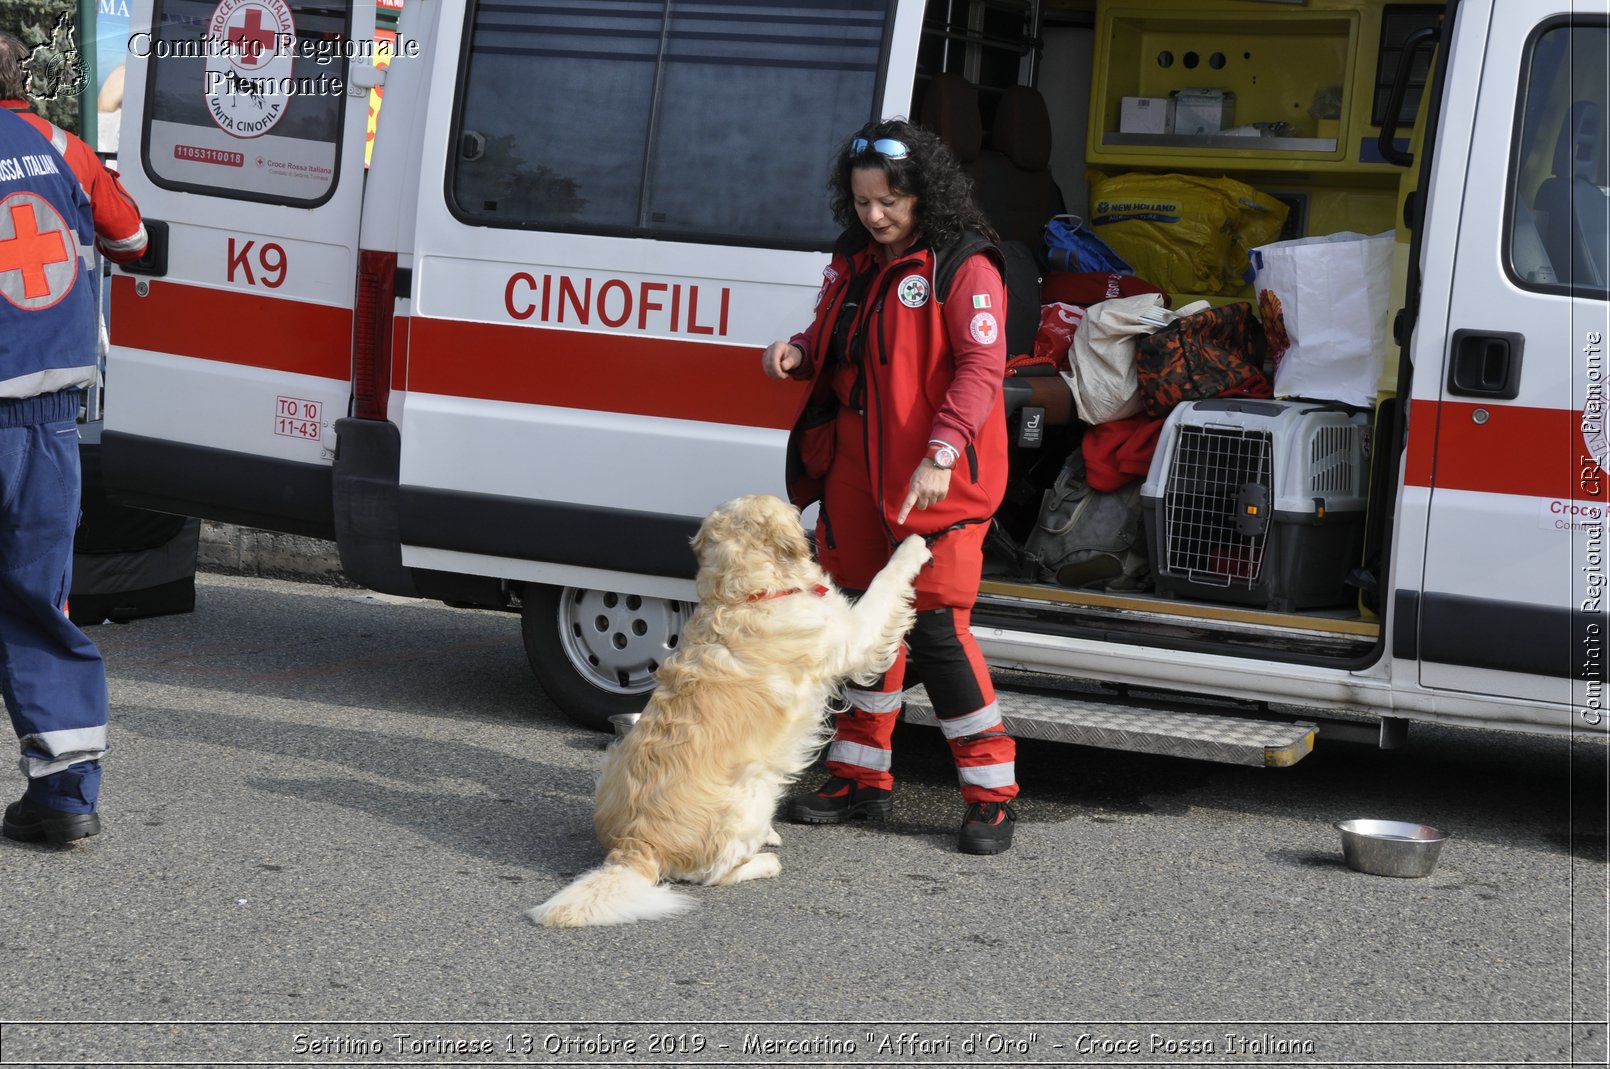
[1139,398,1368,612]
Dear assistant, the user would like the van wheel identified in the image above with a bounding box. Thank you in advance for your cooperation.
[520,584,688,731]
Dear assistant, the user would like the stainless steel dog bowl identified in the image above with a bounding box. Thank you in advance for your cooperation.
[1336,819,1448,878]
[609,713,642,738]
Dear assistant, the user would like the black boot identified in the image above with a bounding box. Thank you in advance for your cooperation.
[3,797,101,844]
[785,776,893,824]
[957,800,1016,854]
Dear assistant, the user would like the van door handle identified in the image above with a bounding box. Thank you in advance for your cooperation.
[1447,329,1523,399]
[120,219,168,277]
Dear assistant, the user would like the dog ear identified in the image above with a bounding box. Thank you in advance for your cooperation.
[693,498,761,604]
[692,500,740,569]
[752,498,809,564]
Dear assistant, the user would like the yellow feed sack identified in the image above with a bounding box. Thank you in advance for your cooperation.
[1087,171,1289,297]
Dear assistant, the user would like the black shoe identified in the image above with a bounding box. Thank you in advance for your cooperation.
[958,801,1016,855]
[3,797,101,844]
[785,776,893,824]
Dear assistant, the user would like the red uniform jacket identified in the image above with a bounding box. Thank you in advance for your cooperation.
[785,230,1008,539]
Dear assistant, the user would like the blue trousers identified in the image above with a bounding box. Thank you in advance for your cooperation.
[0,391,107,813]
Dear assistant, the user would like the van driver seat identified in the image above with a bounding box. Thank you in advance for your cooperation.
[1535,100,1608,290]
[976,85,1065,250]
[919,72,985,188]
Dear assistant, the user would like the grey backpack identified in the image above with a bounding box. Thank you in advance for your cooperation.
[1022,453,1150,591]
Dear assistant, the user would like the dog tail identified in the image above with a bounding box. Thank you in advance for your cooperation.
[526,848,693,928]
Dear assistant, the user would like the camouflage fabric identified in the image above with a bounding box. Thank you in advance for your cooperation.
[1135,301,1268,417]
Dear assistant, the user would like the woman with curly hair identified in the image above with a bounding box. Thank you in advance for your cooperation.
[760,117,1019,855]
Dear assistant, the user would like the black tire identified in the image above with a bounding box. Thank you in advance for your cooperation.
[519,583,690,732]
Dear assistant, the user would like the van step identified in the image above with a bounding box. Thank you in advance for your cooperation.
[901,685,1316,767]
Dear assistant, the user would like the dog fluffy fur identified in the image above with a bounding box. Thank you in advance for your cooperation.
[528,494,929,928]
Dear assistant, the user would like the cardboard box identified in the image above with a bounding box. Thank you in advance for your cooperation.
[1172,88,1235,135]
[1119,96,1174,134]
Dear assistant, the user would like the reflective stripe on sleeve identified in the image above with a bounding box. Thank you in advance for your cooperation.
[99,224,147,254]
[843,685,902,714]
[828,740,893,772]
[957,762,1016,789]
[937,702,1002,739]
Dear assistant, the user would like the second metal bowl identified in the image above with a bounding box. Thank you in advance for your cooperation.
[1336,819,1448,878]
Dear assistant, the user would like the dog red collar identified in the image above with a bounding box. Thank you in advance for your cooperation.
[746,584,829,602]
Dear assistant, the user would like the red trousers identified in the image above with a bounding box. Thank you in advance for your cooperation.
[815,409,1017,803]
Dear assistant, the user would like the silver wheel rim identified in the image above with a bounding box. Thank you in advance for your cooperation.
[554,588,685,695]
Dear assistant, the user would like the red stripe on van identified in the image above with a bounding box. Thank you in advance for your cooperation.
[404,316,803,427]
[1404,398,1605,500]
[110,275,352,380]
[390,315,411,395]
[1402,400,1436,490]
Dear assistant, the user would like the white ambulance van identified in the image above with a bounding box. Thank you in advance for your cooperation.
[103,0,1610,763]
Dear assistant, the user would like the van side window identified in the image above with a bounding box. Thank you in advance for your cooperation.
[1509,20,1609,296]
[450,0,893,248]
[139,0,352,205]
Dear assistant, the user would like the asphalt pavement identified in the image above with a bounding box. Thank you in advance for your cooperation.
[1,570,1606,1067]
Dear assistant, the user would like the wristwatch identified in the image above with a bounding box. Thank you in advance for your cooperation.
[926,441,959,470]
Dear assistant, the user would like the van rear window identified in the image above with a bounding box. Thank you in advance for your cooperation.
[139,0,352,205]
[450,0,893,248]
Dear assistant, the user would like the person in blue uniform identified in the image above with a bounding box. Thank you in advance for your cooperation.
[0,94,138,843]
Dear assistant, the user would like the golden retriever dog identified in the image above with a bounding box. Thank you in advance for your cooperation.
[528,494,930,927]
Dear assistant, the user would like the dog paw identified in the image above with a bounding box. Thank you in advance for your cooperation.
[764,825,782,847]
[749,853,783,880]
[894,534,933,571]
[718,852,782,884]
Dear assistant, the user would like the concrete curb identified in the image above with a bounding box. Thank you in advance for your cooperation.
[196,521,356,586]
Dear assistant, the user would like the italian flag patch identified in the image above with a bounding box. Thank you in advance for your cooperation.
[972,294,992,309]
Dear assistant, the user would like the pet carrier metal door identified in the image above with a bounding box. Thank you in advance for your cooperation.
[1159,422,1274,587]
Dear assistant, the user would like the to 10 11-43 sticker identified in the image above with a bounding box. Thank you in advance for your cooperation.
[275,395,321,440]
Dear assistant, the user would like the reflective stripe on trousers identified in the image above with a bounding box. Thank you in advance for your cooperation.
[19,724,108,777]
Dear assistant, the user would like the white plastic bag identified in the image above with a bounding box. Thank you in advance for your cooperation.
[1251,230,1394,407]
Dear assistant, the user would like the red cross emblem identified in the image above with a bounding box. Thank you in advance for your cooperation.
[0,194,75,310]
[969,311,997,344]
[227,7,277,68]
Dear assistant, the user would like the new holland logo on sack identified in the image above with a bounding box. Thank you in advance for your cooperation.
[1087,171,1289,297]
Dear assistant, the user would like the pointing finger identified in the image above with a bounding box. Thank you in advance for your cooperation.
[897,487,918,525]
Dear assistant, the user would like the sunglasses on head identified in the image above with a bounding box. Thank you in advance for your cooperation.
[850,137,911,160]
